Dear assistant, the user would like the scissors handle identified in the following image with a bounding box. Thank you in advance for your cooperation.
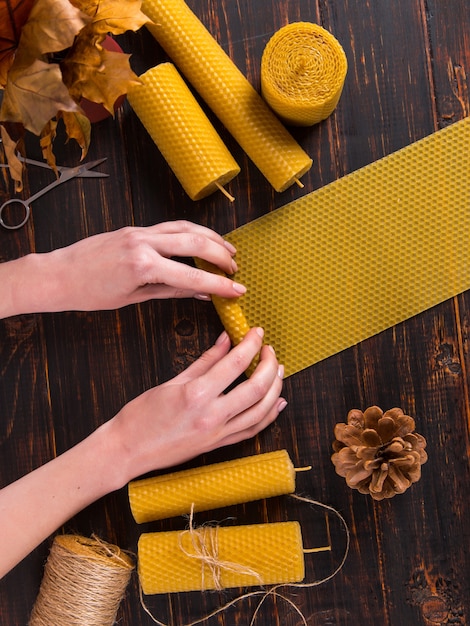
[0,199,31,230]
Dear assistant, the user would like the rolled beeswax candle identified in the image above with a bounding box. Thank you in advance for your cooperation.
[129,450,295,523]
[142,0,313,192]
[127,63,240,201]
[261,22,348,126]
[138,521,305,594]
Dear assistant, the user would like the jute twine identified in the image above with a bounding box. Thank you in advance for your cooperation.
[29,534,135,626]
[140,494,350,626]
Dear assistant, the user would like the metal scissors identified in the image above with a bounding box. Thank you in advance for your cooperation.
[0,157,108,230]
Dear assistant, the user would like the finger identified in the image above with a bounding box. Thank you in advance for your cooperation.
[148,232,238,276]
[149,220,237,255]
[191,327,265,396]
[171,331,232,384]
[215,397,288,449]
[215,342,282,421]
[143,256,246,298]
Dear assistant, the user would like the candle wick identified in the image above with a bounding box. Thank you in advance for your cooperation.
[295,465,312,472]
[294,177,304,188]
[303,545,332,554]
[215,181,235,202]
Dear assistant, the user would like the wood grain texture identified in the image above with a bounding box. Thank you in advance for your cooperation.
[1,0,469,624]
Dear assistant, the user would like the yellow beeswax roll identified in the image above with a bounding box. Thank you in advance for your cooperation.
[138,521,305,594]
[127,63,240,201]
[129,450,295,523]
[261,22,348,126]
[142,0,312,192]
[217,118,470,378]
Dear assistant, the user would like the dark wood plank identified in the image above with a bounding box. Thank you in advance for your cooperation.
[0,0,469,624]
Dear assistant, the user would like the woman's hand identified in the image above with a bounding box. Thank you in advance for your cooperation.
[1,220,246,317]
[109,327,286,484]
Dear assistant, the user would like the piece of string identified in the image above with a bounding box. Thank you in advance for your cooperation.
[29,534,135,626]
[177,506,263,590]
[139,493,350,626]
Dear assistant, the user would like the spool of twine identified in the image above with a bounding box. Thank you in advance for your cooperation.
[29,534,135,626]
[261,22,348,126]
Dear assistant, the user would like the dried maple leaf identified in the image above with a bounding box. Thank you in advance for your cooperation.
[58,109,91,159]
[0,123,23,191]
[0,0,36,87]
[1,58,81,135]
[18,0,89,57]
[72,0,149,34]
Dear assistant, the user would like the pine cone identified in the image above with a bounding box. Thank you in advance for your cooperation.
[331,406,428,500]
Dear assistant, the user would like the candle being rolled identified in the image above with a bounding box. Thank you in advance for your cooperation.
[129,450,302,523]
[127,63,240,201]
[141,0,313,192]
[138,521,305,594]
[261,22,348,126]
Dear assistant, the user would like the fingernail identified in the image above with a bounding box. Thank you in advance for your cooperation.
[278,364,285,379]
[277,399,288,412]
[232,282,247,295]
[255,327,265,338]
[224,240,237,255]
[215,330,229,345]
[231,258,239,273]
[195,293,211,301]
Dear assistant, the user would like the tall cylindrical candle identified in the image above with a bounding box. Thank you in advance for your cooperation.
[138,521,305,594]
[261,22,348,126]
[127,63,240,201]
[142,0,313,192]
[128,450,296,523]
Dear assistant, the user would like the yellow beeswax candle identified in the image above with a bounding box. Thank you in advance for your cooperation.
[142,0,313,192]
[261,22,348,126]
[127,63,240,201]
[138,521,305,594]
[129,450,296,523]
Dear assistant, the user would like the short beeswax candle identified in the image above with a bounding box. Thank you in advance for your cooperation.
[261,22,348,126]
[142,0,313,192]
[129,450,296,523]
[127,63,240,201]
[138,521,305,594]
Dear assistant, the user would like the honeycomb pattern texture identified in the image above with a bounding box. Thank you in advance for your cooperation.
[138,521,305,594]
[218,118,470,378]
[128,450,295,523]
[127,63,240,201]
[261,22,348,126]
[142,0,312,191]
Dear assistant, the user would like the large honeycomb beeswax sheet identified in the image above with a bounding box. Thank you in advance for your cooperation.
[223,118,470,378]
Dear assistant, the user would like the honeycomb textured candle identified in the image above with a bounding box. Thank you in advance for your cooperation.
[127,63,240,200]
[138,522,305,594]
[261,22,348,126]
[128,450,295,523]
[142,0,312,191]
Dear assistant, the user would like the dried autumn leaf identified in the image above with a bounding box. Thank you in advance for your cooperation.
[72,0,150,34]
[58,109,91,160]
[64,48,140,112]
[0,124,23,191]
[0,0,36,87]
[1,58,81,135]
[18,0,90,57]
[40,118,58,172]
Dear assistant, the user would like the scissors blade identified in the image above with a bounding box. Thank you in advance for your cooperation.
[74,157,108,178]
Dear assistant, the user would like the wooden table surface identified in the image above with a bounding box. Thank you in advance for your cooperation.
[1,0,469,624]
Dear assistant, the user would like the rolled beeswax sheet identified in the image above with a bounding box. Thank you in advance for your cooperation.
[214,118,470,378]
[142,0,313,192]
[129,449,296,523]
[127,63,240,201]
[261,22,348,126]
[138,521,305,594]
